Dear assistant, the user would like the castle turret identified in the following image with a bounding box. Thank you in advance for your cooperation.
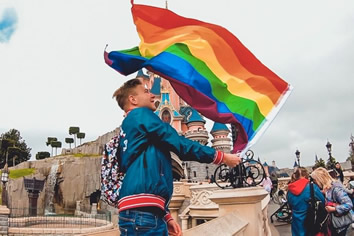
[210,122,232,153]
[184,108,209,145]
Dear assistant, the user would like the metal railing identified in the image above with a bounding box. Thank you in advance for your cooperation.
[213,150,266,189]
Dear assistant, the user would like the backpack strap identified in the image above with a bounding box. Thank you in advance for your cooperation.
[309,177,316,209]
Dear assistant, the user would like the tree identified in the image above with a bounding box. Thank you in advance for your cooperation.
[51,141,62,156]
[46,137,57,157]
[69,127,80,148]
[326,155,337,170]
[77,132,85,145]
[314,158,326,169]
[0,129,31,168]
[7,146,26,167]
[0,139,14,165]
[346,135,354,171]
[36,151,51,160]
[65,138,74,149]
[345,147,354,168]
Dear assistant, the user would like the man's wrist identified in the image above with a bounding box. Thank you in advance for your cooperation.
[164,213,173,222]
[212,151,224,165]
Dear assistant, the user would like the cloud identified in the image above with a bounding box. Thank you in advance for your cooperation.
[0,8,18,43]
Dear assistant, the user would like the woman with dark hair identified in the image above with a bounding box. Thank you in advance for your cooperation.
[287,167,325,236]
[334,162,344,183]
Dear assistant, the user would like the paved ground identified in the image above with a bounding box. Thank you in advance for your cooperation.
[267,201,354,236]
[267,200,291,236]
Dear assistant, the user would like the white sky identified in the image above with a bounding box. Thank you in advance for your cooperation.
[1,0,354,168]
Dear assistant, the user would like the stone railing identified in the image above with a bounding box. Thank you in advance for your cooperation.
[261,194,272,236]
[7,211,113,235]
[0,202,113,235]
[184,186,269,235]
[169,181,272,235]
[8,217,113,235]
[188,184,219,228]
[9,216,110,227]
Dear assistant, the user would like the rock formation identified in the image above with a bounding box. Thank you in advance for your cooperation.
[7,128,120,214]
[8,155,102,213]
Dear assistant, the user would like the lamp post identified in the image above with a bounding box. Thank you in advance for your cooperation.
[326,141,332,157]
[349,134,354,153]
[349,135,354,171]
[326,141,334,168]
[295,149,301,167]
[1,163,9,206]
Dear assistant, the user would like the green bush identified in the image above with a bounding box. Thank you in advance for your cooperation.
[3,168,36,179]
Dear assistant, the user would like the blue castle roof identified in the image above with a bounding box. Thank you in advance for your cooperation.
[150,77,161,95]
[211,122,229,133]
[136,69,149,79]
[187,108,205,123]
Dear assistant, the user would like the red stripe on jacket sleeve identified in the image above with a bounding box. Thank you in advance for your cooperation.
[164,213,173,222]
[212,151,224,165]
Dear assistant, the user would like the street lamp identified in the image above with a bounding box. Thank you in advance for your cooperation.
[326,140,335,169]
[1,163,9,206]
[349,134,354,153]
[295,149,300,167]
[326,141,332,156]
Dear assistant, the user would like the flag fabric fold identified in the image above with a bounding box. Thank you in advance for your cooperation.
[104,3,292,152]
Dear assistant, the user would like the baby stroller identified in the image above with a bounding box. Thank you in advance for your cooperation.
[271,189,287,205]
[270,190,292,223]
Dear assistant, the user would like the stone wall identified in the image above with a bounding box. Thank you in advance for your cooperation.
[62,127,120,155]
[7,155,101,212]
[187,162,217,183]
[0,206,9,235]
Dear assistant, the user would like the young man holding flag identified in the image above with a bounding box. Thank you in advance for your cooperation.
[112,77,241,235]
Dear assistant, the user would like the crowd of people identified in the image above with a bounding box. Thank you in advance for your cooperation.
[276,163,354,236]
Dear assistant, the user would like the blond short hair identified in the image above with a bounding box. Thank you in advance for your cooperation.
[311,167,333,190]
[112,78,142,111]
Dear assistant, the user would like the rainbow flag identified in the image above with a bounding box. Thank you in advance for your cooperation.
[104,2,292,153]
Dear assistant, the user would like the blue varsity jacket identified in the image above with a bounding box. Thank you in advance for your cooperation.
[117,107,224,220]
